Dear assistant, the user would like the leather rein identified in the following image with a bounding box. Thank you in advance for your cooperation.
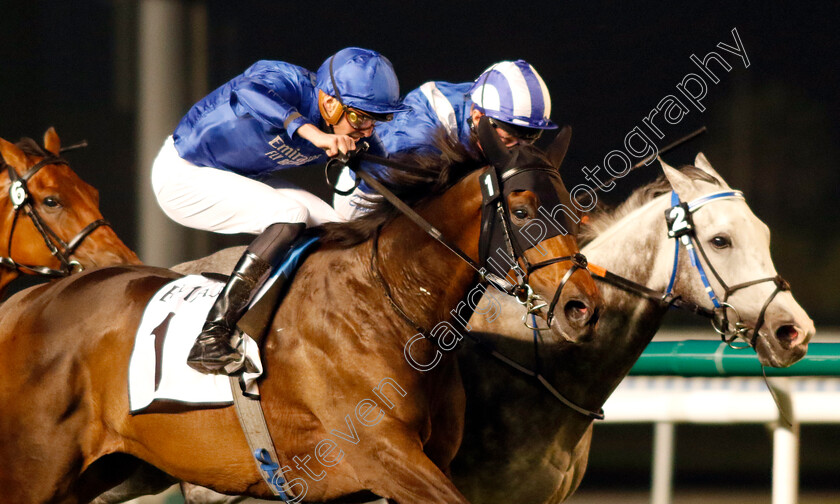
[2,156,111,278]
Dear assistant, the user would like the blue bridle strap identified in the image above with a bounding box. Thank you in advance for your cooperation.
[688,190,745,212]
[665,192,681,296]
[664,190,745,308]
[684,231,721,308]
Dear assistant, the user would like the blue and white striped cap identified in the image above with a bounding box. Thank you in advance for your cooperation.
[468,60,558,130]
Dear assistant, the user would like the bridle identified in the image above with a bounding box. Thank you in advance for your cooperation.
[588,187,790,350]
[326,140,604,420]
[477,162,591,329]
[2,155,111,278]
[662,189,791,348]
[583,185,794,424]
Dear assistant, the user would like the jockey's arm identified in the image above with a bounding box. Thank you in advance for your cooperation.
[296,124,355,157]
[231,77,354,157]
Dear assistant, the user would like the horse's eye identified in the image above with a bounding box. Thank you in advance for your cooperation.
[512,208,530,219]
[43,196,61,208]
[711,235,731,249]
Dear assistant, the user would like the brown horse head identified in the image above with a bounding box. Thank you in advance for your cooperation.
[0,128,140,294]
[476,121,601,342]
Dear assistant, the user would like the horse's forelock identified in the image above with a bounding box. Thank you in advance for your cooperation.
[15,137,48,159]
[0,138,44,174]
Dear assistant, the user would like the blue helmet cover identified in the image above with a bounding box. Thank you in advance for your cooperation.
[316,47,409,115]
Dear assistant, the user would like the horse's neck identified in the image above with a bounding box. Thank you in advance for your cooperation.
[585,195,674,291]
[555,194,673,391]
[456,196,677,501]
[456,194,707,503]
[533,196,676,449]
[377,176,483,331]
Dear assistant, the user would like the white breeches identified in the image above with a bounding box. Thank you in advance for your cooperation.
[332,166,381,220]
[151,136,343,235]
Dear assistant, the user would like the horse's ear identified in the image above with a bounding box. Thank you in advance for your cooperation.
[694,152,730,188]
[43,127,61,156]
[477,116,512,168]
[660,156,695,197]
[546,125,572,169]
[0,137,28,172]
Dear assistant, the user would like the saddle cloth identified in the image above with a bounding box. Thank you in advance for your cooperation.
[128,236,321,414]
[128,274,264,413]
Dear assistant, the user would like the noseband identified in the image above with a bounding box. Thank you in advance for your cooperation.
[664,190,791,348]
[3,156,111,278]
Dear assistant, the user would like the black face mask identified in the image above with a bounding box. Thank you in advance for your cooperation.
[476,118,579,280]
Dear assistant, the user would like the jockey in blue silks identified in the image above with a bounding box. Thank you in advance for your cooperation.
[333,59,558,218]
[151,47,408,374]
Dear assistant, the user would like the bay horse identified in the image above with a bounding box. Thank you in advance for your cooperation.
[0,122,601,503]
[0,128,140,298]
[451,154,815,503]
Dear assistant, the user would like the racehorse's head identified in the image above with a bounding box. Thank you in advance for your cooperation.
[0,128,140,284]
[661,154,813,367]
[477,120,602,343]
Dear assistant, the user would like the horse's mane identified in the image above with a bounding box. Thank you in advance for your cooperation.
[579,165,720,245]
[318,132,483,247]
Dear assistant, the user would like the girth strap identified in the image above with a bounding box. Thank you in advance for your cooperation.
[228,374,294,500]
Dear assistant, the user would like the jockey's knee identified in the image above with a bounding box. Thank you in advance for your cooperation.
[277,205,309,228]
[248,222,306,259]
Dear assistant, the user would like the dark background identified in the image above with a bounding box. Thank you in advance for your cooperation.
[1,1,838,498]
[2,1,836,324]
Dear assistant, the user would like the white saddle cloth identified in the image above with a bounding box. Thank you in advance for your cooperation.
[128,274,263,413]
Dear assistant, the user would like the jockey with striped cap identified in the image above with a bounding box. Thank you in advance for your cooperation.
[334,59,558,218]
[151,47,407,374]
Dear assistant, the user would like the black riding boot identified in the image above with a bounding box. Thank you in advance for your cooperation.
[187,222,304,374]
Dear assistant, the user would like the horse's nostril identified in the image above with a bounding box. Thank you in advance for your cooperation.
[564,300,590,325]
[775,325,799,348]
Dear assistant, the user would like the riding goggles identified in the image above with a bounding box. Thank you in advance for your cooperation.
[345,107,393,130]
[488,117,543,145]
